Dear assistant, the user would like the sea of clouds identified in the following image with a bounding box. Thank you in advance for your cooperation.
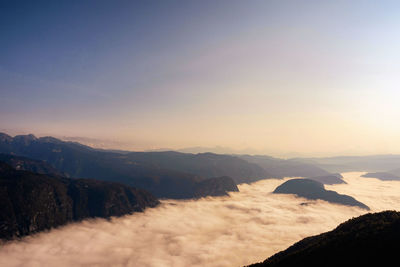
[1,172,400,267]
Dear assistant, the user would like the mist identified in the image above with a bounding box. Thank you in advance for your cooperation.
[1,172,399,267]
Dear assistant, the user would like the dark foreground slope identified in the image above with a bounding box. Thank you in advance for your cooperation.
[273,179,369,210]
[249,211,400,267]
[0,133,261,197]
[0,162,159,240]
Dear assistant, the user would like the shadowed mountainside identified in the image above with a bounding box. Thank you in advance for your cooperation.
[0,161,159,240]
[249,211,400,267]
[0,153,65,176]
[239,155,330,179]
[123,151,270,184]
[273,179,369,210]
[193,176,239,198]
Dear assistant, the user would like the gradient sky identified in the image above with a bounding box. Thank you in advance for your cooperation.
[1,0,400,156]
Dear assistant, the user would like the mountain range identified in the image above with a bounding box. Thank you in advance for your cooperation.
[296,155,400,173]
[0,133,244,198]
[0,133,342,199]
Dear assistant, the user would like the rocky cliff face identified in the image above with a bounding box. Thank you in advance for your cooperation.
[0,162,159,240]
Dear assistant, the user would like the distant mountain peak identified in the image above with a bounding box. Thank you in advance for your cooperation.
[0,132,13,142]
[12,134,38,145]
[38,136,63,144]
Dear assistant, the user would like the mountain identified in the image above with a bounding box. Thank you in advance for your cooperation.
[0,133,248,198]
[273,179,369,210]
[362,172,400,181]
[239,155,331,179]
[295,154,400,173]
[308,173,346,185]
[0,153,65,176]
[123,151,270,184]
[0,161,159,240]
[248,211,400,267]
[193,176,239,198]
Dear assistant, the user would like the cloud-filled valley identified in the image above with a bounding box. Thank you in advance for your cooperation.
[1,172,400,267]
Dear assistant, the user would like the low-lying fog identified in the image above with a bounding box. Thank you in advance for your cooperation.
[1,172,400,267]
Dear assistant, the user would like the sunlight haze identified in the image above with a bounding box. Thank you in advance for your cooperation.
[1,0,399,156]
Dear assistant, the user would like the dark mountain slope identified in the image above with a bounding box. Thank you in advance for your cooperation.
[249,211,400,267]
[0,162,159,240]
[124,151,270,184]
[239,155,330,179]
[0,133,244,198]
[0,153,64,176]
[193,176,238,198]
[273,179,369,210]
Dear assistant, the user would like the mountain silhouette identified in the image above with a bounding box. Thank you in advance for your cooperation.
[248,211,400,267]
[0,133,246,198]
[273,179,369,209]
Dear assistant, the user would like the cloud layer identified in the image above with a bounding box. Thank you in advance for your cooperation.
[1,172,400,267]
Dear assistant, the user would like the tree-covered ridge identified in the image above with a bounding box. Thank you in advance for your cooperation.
[249,211,400,267]
[0,161,159,240]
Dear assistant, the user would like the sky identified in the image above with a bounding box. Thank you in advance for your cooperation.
[1,0,400,157]
[1,172,400,266]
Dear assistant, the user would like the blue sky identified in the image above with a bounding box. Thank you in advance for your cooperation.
[1,0,400,156]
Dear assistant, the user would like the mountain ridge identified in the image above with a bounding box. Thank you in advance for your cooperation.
[273,179,369,210]
[0,161,159,240]
[248,211,400,267]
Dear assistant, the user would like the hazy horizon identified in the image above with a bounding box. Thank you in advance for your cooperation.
[2,0,400,157]
[3,130,400,158]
